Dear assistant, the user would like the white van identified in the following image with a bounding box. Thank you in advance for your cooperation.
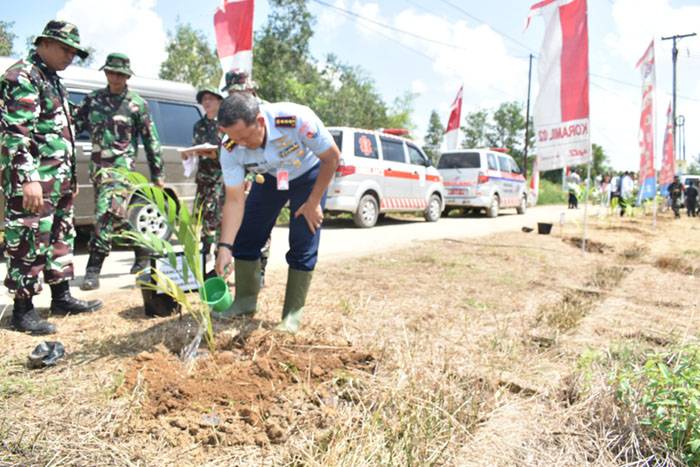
[438,148,527,217]
[0,56,202,239]
[325,127,446,227]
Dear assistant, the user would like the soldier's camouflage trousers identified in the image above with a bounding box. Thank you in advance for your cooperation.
[90,181,130,255]
[4,194,75,298]
[195,179,224,250]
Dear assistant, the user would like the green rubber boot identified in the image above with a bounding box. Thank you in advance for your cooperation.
[217,258,261,319]
[275,268,313,334]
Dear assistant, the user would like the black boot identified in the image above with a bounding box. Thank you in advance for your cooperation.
[130,247,151,274]
[50,281,103,315]
[11,298,56,335]
[81,251,105,291]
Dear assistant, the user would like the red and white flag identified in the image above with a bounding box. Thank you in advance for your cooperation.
[445,85,463,150]
[214,0,255,77]
[659,101,676,189]
[530,156,540,203]
[526,0,591,171]
[636,40,656,200]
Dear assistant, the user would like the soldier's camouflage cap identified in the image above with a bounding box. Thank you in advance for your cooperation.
[196,86,224,104]
[34,20,90,59]
[99,53,134,77]
[222,68,258,93]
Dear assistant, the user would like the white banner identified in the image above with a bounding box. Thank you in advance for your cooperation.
[527,0,591,171]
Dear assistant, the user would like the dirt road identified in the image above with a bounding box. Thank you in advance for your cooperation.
[0,204,580,310]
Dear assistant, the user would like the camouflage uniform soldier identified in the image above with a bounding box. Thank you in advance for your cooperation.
[221,69,271,287]
[189,87,224,272]
[0,21,103,335]
[75,53,164,290]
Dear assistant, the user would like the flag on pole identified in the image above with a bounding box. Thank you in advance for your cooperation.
[525,0,591,171]
[636,40,656,202]
[659,101,676,195]
[214,0,255,78]
[445,85,463,150]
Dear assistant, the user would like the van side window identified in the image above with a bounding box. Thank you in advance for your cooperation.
[497,155,510,172]
[510,158,522,174]
[68,91,89,142]
[150,101,202,147]
[380,137,407,163]
[354,132,378,159]
[407,144,428,166]
[487,153,498,170]
[331,131,343,152]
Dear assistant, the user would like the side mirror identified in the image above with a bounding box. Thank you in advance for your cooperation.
[423,158,433,168]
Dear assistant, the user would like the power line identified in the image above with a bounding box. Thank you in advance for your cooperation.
[436,0,537,54]
[311,0,520,100]
[311,0,472,52]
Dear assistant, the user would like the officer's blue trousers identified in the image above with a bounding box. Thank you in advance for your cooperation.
[233,164,325,271]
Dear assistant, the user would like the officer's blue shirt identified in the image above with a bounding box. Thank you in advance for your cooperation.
[220,102,335,187]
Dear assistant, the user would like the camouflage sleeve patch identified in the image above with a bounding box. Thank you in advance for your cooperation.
[275,116,297,128]
[0,70,42,184]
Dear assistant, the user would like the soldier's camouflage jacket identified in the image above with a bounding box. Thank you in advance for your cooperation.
[0,52,76,198]
[192,116,222,184]
[74,87,163,182]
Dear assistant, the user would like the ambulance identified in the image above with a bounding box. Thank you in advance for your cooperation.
[438,148,527,217]
[325,127,446,228]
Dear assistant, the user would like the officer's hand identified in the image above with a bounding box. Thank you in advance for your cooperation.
[22,181,43,213]
[295,201,323,234]
[215,246,233,279]
[153,178,165,188]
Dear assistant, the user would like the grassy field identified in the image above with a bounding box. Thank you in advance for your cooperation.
[1,209,699,465]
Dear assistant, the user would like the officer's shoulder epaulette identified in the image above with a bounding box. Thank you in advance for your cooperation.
[222,137,237,151]
[274,116,297,128]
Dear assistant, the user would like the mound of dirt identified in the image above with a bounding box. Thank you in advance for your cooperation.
[564,236,610,254]
[123,329,374,447]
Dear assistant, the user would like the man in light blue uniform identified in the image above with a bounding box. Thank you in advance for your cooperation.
[214,93,340,333]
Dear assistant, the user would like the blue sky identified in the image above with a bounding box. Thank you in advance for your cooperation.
[5,0,700,170]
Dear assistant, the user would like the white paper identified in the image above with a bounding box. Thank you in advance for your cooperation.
[182,155,198,178]
[176,143,218,154]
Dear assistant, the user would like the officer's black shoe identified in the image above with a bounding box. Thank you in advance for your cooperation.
[81,251,105,291]
[130,247,151,274]
[12,298,56,335]
[50,281,103,315]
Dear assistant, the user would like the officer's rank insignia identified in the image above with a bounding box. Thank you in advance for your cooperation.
[293,159,301,168]
[223,138,237,151]
[275,116,296,128]
[279,143,300,158]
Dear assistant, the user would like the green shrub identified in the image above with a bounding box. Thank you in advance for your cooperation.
[615,346,700,465]
[536,179,567,205]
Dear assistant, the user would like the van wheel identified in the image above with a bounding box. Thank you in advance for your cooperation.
[516,195,527,214]
[424,194,441,222]
[486,195,500,218]
[353,194,379,228]
[128,199,173,240]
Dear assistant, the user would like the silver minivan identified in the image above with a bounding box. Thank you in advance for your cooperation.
[0,57,201,239]
[438,148,527,217]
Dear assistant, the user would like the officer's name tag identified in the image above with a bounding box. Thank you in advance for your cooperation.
[277,170,289,191]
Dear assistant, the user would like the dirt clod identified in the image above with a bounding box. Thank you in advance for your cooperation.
[123,329,374,446]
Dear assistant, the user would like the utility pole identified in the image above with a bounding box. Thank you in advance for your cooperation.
[523,53,534,179]
[661,32,696,161]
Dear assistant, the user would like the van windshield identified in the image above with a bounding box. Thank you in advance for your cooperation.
[438,152,480,169]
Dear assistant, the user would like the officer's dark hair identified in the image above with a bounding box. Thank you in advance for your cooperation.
[218,92,259,127]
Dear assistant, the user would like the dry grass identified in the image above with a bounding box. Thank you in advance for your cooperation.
[1,210,699,465]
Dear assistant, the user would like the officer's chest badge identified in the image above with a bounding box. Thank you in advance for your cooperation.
[279,143,300,159]
[275,116,296,128]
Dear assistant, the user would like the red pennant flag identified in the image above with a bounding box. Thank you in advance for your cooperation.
[445,85,463,150]
[214,0,255,76]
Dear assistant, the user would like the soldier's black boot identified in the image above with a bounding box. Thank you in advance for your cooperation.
[12,297,56,335]
[50,281,103,315]
[81,251,105,291]
[130,247,151,274]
